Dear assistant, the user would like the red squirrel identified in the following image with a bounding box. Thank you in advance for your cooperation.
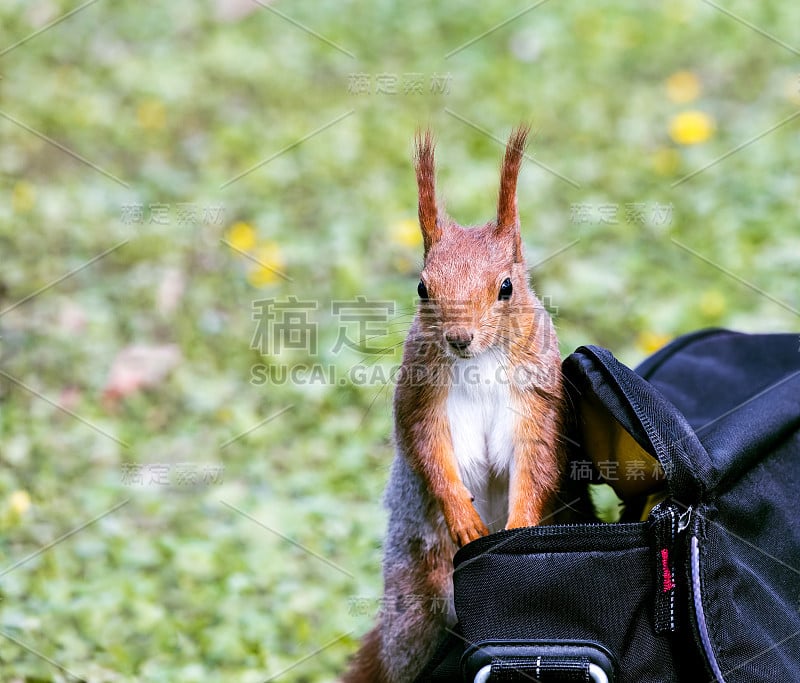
[342,126,565,683]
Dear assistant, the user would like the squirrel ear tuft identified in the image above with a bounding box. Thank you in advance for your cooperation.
[496,124,530,259]
[414,129,441,256]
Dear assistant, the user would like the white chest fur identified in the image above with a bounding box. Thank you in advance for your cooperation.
[446,353,516,533]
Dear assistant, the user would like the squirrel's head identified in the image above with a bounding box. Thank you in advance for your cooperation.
[413,126,541,360]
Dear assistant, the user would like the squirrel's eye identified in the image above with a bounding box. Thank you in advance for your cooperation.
[498,278,513,301]
[417,280,429,300]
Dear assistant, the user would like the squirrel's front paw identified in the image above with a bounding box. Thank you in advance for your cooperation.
[505,507,542,530]
[444,497,489,547]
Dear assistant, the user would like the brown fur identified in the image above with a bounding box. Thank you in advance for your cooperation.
[342,126,565,682]
[342,626,384,683]
[414,129,440,256]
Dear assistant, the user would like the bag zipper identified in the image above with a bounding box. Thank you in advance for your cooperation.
[648,501,692,634]
[690,533,727,682]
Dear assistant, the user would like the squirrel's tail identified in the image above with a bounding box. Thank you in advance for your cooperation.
[341,623,386,683]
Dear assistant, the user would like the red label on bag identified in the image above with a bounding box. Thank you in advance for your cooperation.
[661,548,675,592]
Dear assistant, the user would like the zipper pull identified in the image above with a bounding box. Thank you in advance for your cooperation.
[678,505,693,533]
[648,501,690,634]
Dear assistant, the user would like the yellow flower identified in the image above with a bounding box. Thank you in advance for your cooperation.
[226,221,257,252]
[390,218,422,249]
[651,147,680,176]
[636,331,670,355]
[666,71,701,103]
[246,242,285,287]
[669,111,714,145]
[12,181,35,213]
[700,290,726,318]
[137,98,166,131]
[784,75,800,105]
[664,2,695,24]
[9,490,31,516]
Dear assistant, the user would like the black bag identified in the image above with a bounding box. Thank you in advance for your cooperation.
[419,329,800,683]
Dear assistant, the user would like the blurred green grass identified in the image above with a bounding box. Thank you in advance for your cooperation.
[0,0,798,680]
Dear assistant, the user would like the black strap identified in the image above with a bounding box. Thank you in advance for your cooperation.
[489,655,592,682]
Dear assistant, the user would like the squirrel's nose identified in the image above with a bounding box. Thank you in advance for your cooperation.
[445,328,474,351]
